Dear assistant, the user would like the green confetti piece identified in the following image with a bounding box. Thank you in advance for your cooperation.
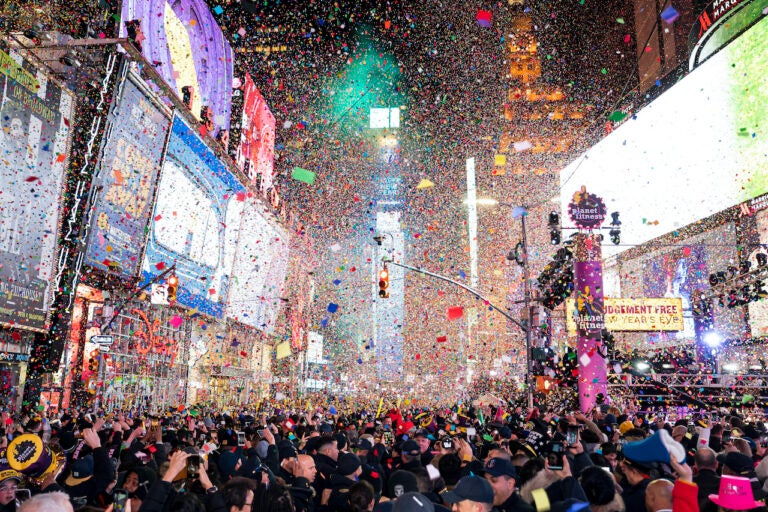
[608,111,627,122]
[616,18,625,24]
[601,68,608,75]
[291,167,316,184]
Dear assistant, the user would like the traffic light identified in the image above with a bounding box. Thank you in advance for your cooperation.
[86,349,99,373]
[378,267,390,299]
[167,274,179,302]
[609,211,621,245]
[548,211,561,245]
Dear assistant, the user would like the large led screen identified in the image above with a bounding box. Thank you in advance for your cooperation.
[226,198,273,329]
[120,0,234,133]
[235,73,275,191]
[85,70,170,277]
[142,114,245,318]
[0,48,73,331]
[560,15,768,256]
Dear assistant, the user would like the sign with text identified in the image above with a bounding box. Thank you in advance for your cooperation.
[0,48,74,332]
[85,70,170,277]
[568,186,607,230]
[567,297,685,335]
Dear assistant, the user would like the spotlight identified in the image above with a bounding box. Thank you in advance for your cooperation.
[59,52,82,68]
[634,360,650,372]
[740,260,752,274]
[610,211,621,227]
[716,271,727,284]
[709,273,719,286]
[703,331,722,348]
[758,252,768,267]
[728,266,738,278]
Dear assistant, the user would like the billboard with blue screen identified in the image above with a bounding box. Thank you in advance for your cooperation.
[141,114,245,318]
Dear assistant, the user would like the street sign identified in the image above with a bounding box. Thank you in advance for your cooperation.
[90,335,113,346]
[98,345,111,352]
[151,283,170,305]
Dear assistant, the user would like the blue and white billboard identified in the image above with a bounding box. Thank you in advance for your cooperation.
[142,114,245,318]
[85,70,170,277]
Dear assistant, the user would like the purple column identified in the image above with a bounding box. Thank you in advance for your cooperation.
[573,233,608,412]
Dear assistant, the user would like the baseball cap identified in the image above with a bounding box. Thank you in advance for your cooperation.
[401,439,421,457]
[393,492,435,512]
[717,452,755,476]
[442,475,494,504]
[482,457,518,479]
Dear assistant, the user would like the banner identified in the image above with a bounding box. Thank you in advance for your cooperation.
[573,233,607,412]
[566,297,685,335]
[0,48,73,331]
[235,73,275,191]
[141,114,245,318]
[85,70,170,276]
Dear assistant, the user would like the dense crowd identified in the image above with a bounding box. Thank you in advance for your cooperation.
[2,402,768,512]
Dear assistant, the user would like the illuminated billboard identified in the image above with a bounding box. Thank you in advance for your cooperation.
[85,69,171,277]
[120,0,234,132]
[560,15,768,256]
[142,114,245,318]
[226,197,277,329]
[0,48,73,332]
[235,73,275,192]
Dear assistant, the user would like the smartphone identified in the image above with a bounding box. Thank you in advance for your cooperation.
[257,428,266,438]
[566,426,579,446]
[548,442,564,470]
[187,455,200,479]
[237,431,246,447]
[466,427,476,441]
[383,431,394,446]
[113,489,128,512]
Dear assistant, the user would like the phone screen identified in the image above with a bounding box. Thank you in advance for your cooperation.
[187,455,200,478]
[547,443,564,470]
[237,431,246,447]
[113,490,128,512]
[566,427,579,446]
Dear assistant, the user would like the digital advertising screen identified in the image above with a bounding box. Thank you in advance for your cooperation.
[142,114,245,318]
[0,48,73,332]
[258,224,289,334]
[560,15,768,256]
[85,70,171,277]
[120,0,234,133]
[226,197,275,329]
[618,223,743,347]
[235,73,275,191]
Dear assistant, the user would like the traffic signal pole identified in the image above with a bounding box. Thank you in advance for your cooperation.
[383,258,534,406]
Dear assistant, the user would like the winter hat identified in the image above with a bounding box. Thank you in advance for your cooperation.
[622,429,684,465]
[618,421,635,435]
[387,470,419,499]
[337,453,362,476]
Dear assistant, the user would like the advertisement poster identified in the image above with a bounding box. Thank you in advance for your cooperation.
[573,233,607,412]
[566,297,684,335]
[142,114,245,318]
[0,49,73,331]
[235,73,275,191]
[85,71,170,277]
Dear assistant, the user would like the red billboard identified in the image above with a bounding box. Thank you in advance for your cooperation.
[236,73,275,193]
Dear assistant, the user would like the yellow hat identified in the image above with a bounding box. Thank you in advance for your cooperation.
[619,421,635,435]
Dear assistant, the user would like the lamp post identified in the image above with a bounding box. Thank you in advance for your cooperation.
[462,199,535,408]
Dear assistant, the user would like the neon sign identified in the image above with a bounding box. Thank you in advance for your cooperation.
[130,308,179,365]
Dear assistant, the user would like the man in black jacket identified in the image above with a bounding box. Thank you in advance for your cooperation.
[327,453,362,512]
[62,428,115,510]
[693,448,719,512]
[313,437,339,507]
[482,457,534,512]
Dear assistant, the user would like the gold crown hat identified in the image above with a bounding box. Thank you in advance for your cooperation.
[6,433,65,486]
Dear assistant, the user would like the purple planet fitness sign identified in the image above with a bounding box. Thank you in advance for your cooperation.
[568,186,607,230]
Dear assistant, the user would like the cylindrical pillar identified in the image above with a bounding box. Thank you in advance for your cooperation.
[573,233,608,412]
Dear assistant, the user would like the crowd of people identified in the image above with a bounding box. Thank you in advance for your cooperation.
[1,402,768,512]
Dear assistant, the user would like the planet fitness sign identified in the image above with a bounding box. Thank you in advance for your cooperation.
[568,186,607,230]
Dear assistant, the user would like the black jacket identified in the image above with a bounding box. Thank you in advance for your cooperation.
[64,447,115,508]
[313,453,337,505]
[622,478,650,512]
[693,468,720,512]
[497,492,536,512]
[290,476,316,512]
[327,473,357,512]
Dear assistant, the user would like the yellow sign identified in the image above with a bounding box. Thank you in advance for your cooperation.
[566,297,684,335]
[276,341,291,360]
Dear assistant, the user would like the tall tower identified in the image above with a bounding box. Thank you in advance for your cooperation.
[475,7,592,385]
